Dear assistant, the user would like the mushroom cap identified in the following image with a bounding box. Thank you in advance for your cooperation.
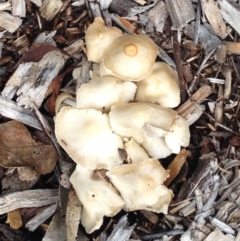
[85,17,123,63]
[109,102,177,144]
[142,136,172,159]
[55,92,75,114]
[70,165,124,233]
[124,138,149,163]
[165,115,190,153]
[76,75,137,112]
[106,158,173,213]
[135,62,180,108]
[55,107,123,170]
[102,34,158,81]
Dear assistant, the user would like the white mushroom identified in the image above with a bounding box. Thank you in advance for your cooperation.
[142,136,172,159]
[106,158,173,213]
[101,34,158,81]
[85,17,122,63]
[76,75,136,112]
[165,115,190,154]
[109,102,176,144]
[135,62,180,108]
[55,107,123,170]
[124,138,150,163]
[70,165,124,233]
[55,92,76,114]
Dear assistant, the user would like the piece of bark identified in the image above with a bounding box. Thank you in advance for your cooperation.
[106,215,136,241]
[214,85,223,125]
[218,0,240,36]
[0,96,42,130]
[6,209,23,229]
[12,0,26,17]
[2,49,65,108]
[165,149,188,187]
[147,1,168,33]
[165,0,195,28]
[225,42,240,55]
[0,11,22,33]
[66,190,82,241]
[176,153,214,201]
[223,65,232,99]
[0,189,58,215]
[2,168,39,195]
[40,0,63,21]
[25,204,57,232]
[0,2,11,11]
[177,85,213,118]
[109,0,157,17]
[184,23,221,54]
[30,0,42,7]
[215,43,227,64]
[205,228,235,241]
[200,0,227,38]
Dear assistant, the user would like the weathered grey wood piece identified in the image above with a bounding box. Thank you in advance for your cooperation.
[25,204,57,231]
[0,189,58,215]
[165,0,195,28]
[184,23,221,54]
[0,96,42,130]
[218,0,240,36]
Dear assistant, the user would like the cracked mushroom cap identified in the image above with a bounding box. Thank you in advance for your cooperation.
[109,102,176,144]
[101,34,158,81]
[76,75,137,112]
[55,107,123,170]
[85,17,123,63]
[70,165,124,233]
[142,136,172,159]
[124,138,150,163]
[165,115,190,154]
[135,62,180,108]
[106,158,173,213]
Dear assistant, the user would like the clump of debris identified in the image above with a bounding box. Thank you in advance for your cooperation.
[0,0,240,241]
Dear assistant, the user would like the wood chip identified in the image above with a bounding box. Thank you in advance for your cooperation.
[177,85,213,118]
[6,209,23,229]
[66,190,82,241]
[12,0,26,17]
[209,217,235,235]
[205,228,235,241]
[165,149,188,187]
[184,23,221,54]
[0,11,22,33]
[0,189,58,215]
[225,42,240,55]
[200,0,227,38]
[218,0,240,36]
[40,0,63,21]
[25,204,57,232]
[147,1,169,33]
[165,0,195,28]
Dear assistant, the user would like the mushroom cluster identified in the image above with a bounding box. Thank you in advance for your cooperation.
[54,17,190,234]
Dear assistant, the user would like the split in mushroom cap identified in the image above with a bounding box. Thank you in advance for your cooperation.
[70,165,124,233]
[109,102,176,144]
[106,158,173,213]
[101,34,158,81]
[124,138,149,163]
[55,107,123,170]
[76,75,137,112]
[85,17,123,63]
[135,62,180,108]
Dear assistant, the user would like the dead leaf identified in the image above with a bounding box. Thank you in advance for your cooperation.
[0,120,57,174]
[164,149,188,187]
[19,43,59,64]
